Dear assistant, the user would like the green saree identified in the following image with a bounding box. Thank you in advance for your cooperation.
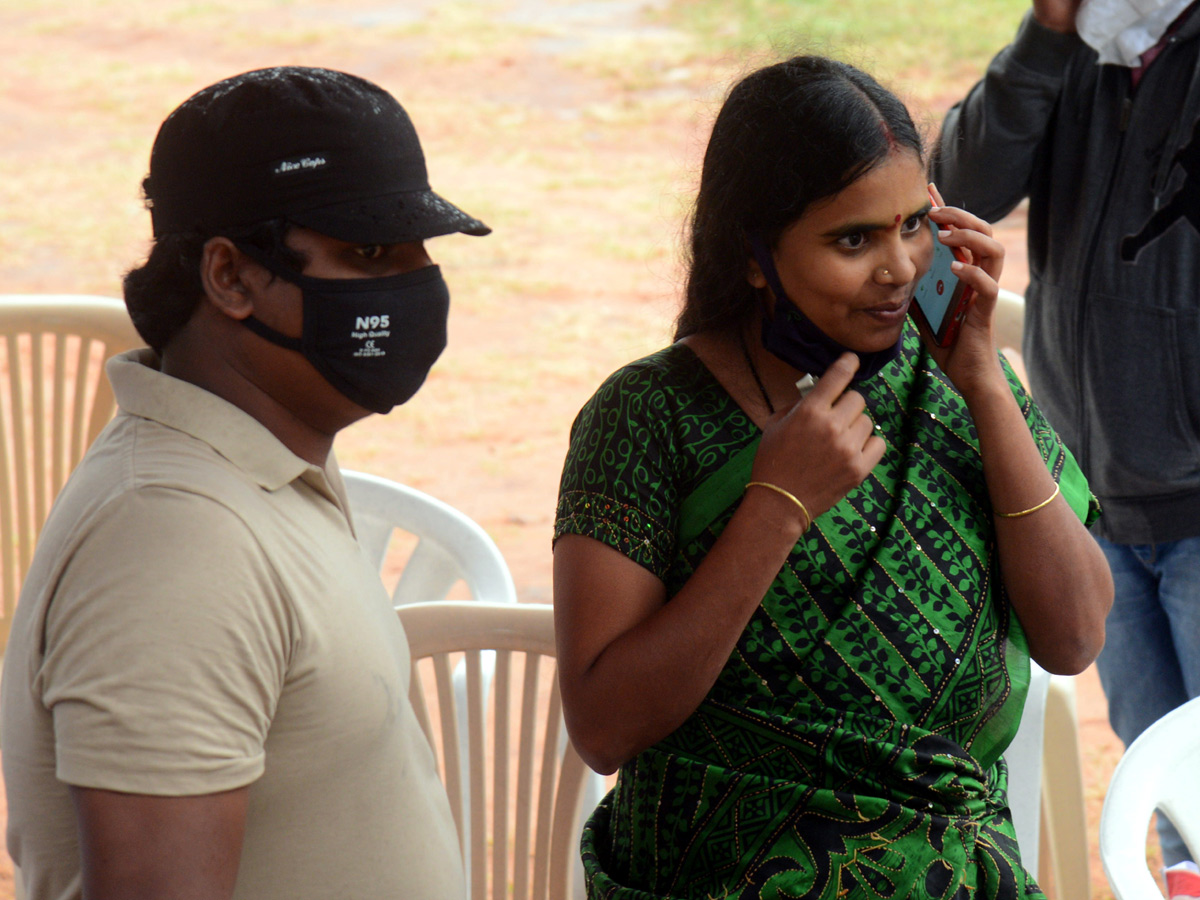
[555,329,1097,900]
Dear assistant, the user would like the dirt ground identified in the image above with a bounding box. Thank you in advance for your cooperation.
[0,1,1153,897]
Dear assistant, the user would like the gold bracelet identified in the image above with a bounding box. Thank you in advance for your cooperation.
[746,481,811,531]
[996,483,1060,519]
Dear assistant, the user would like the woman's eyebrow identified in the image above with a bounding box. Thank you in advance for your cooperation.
[822,202,933,238]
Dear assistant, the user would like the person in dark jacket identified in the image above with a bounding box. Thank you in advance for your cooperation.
[933,0,1200,871]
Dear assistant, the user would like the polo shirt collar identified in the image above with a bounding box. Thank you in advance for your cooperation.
[106,349,328,493]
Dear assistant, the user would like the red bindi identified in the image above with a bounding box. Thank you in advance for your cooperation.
[894,214,902,223]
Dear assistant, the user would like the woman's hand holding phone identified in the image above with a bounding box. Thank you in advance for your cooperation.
[910,220,974,348]
[916,185,1009,402]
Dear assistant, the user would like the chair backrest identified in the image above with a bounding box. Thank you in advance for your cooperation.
[342,470,517,607]
[1004,661,1050,874]
[1038,674,1090,900]
[0,295,142,652]
[995,288,1026,352]
[1002,663,1091,900]
[1100,695,1200,899]
[397,601,589,900]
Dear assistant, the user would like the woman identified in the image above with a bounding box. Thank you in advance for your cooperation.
[553,56,1113,900]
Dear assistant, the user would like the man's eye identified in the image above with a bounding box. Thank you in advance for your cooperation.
[836,232,866,250]
[355,245,385,260]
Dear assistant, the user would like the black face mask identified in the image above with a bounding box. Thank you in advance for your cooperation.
[749,235,901,383]
[234,243,450,414]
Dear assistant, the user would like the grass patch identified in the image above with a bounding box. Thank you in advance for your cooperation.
[659,0,1030,98]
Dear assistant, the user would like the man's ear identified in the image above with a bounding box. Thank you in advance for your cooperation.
[199,237,257,321]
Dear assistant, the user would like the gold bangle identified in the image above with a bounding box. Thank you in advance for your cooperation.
[746,481,811,531]
[995,483,1060,519]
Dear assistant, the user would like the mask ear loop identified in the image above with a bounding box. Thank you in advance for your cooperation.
[748,234,791,310]
[749,232,904,382]
[241,315,304,351]
[233,239,304,283]
[231,239,305,351]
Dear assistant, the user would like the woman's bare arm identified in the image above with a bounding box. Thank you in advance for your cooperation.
[554,354,883,774]
[925,198,1113,674]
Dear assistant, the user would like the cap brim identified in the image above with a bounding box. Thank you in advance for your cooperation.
[289,189,491,243]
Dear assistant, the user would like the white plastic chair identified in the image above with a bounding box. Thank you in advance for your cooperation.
[1039,674,1091,900]
[1100,695,1200,900]
[398,601,590,900]
[0,295,141,656]
[341,472,603,897]
[342,470,517,882]
[1004,662,1091,900]
[1006,662,1050,876]
[995,288,1027,353]
[341,469,517,608]
[1,294,141,900]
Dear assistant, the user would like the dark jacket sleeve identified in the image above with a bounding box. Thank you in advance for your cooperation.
[931,11,1086,222]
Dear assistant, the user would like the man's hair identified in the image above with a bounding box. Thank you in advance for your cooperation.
[122,220,304,353]
[675,56,924,340]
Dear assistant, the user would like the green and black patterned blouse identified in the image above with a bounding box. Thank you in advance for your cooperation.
[555,327,1097,900]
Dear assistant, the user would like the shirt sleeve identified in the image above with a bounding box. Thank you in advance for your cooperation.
[38,486,292,796]
[932,11,1085,222]
[554,362,681,580]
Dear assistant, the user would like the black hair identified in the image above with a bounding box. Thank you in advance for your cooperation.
[675,55,924,340]
[122,217,306,353]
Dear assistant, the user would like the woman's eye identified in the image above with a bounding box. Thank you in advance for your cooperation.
[901,214,925,235]
[354,244,386,260]
[836,232,866,250]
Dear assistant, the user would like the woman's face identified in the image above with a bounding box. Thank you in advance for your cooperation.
[749,148,934,354]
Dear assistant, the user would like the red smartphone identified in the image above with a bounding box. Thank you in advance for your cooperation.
[910,218,974,347]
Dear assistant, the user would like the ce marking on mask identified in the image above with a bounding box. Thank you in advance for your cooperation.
[352,314,390,358]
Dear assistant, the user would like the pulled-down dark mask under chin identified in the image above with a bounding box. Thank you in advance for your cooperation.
[749,235,900,382]
[234,241,450,414]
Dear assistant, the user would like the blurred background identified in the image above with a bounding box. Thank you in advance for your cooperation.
[0,0,1136,895]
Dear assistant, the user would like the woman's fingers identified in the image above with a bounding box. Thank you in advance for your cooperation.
[941,227,1004,274]
[751,353,886,520]
[792,354,872,431]
[863,433,887,468]
[846,405,878,450]
[805,352,859,405]
[928,205,1004,283]
[928,203,993,235]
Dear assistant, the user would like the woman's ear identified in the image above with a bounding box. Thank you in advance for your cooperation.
[746,255,768,289]
[199,237,257,321]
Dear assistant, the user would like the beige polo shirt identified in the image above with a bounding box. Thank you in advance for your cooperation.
[1,349,465,900]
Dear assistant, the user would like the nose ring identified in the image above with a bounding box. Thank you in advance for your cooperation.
[877,267,890,278]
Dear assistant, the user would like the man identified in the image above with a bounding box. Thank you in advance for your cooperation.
[933,0,1200,873]
[1,66,490,900]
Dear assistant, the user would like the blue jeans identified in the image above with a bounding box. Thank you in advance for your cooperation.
[1094,535,1200,866]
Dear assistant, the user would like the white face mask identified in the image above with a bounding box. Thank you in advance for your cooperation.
[1076,0,1194,65]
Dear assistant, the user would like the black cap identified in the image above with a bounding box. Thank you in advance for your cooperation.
[144,66,490,242]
